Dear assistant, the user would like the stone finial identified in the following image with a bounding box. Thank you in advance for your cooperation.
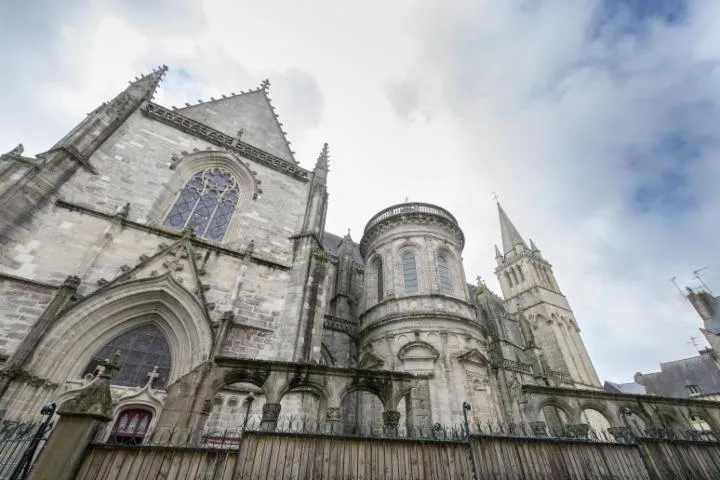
[260,79,270,91]
[63,275,81,289]
[314,143,329,175]
[6,143,24,156]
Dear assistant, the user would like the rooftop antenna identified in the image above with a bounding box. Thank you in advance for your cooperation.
[670,276,685,296]
[693,267,712,293]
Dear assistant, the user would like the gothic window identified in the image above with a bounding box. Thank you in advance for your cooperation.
[437,255,452,294]
[110,409,152,445]
[83,324,172,388]
[516,265,525,282]
[375,258,384,301]
[402,252,418,293]
[510,268,519,285]
[163,168,240,241]
[505,272,513,287]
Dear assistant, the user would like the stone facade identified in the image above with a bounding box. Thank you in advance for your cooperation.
[0,66,716,440]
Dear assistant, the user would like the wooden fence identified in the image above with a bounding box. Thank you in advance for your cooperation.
[75,431,720,479]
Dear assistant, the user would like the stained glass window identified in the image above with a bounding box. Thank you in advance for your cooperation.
[110,409,153,445]
[164,168,240,241]
[83,323,172,388]
[402,252,418,293]
[437,255,452,294]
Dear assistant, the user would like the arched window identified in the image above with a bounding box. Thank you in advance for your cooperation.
[376,258,384,301]
[163,168,240,241]
[83,323,172,388]
[505,272,513,287]
[510,268,519,285]
[110,409,152,445]
[402,252,418,293]
[437,255,452,294]
[516,265,525,282]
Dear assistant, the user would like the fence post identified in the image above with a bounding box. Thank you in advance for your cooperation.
[27,353,119,480]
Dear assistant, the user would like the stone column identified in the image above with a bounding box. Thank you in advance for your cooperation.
[382,410,401,436]
[260,403,281,431]
[28,353,119,480]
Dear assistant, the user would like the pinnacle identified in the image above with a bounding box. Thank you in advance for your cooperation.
[315,142,329,171]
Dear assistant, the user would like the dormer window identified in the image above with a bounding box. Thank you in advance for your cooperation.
[686,385,702,396]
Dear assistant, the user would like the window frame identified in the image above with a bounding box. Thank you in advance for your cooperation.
[436,254,453,294]
[401,251,419,293]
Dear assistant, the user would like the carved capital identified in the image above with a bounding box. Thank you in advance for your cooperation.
[326,407,341,422]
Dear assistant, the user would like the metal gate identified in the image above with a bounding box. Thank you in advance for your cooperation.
[0,405,55,480]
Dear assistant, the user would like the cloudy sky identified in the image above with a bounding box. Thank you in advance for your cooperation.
[2,0,719,383]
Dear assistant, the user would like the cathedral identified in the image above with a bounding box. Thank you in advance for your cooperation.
[1,66,718,444]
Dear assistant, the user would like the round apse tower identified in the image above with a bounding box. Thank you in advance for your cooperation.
[359,203,493,426]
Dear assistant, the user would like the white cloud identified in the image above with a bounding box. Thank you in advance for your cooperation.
[2,0,720,383]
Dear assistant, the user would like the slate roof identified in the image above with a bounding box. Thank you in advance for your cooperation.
[322,232,364,265]
[635,353,720,399]
[603,381,647,395]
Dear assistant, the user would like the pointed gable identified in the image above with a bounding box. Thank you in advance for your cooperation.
[174,89,295,163]
[90,237,215,321]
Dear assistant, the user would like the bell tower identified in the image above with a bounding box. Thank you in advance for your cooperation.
[494,202,600,388]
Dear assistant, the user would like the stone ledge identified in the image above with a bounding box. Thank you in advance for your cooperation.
[55,199,291,271]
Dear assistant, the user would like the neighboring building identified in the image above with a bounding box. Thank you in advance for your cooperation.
[605,289,720,403]
[1,66,718,443]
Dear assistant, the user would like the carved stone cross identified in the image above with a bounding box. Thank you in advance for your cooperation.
[146,365,160,388]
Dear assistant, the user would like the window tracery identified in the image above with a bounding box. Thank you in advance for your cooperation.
[163,168,240,241]
[83,323,172,388]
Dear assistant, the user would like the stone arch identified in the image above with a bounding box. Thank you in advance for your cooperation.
[578,401,617,426]
[278,382,329,427]
[150,150,260,245]
[655,407,686,429]
[617,405,650,434]
[535,397,577,435]
[26,274,213,387]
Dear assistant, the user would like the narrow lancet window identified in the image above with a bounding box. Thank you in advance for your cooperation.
[164,168,240,241]
[376,259,384,301]
[402,252,419,293]
[437,255,452,294]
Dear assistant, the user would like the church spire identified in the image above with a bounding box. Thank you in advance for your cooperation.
[497,202,528,254]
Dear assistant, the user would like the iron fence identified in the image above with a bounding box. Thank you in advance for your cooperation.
[101,414,720,449]
[0,418,53,480]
